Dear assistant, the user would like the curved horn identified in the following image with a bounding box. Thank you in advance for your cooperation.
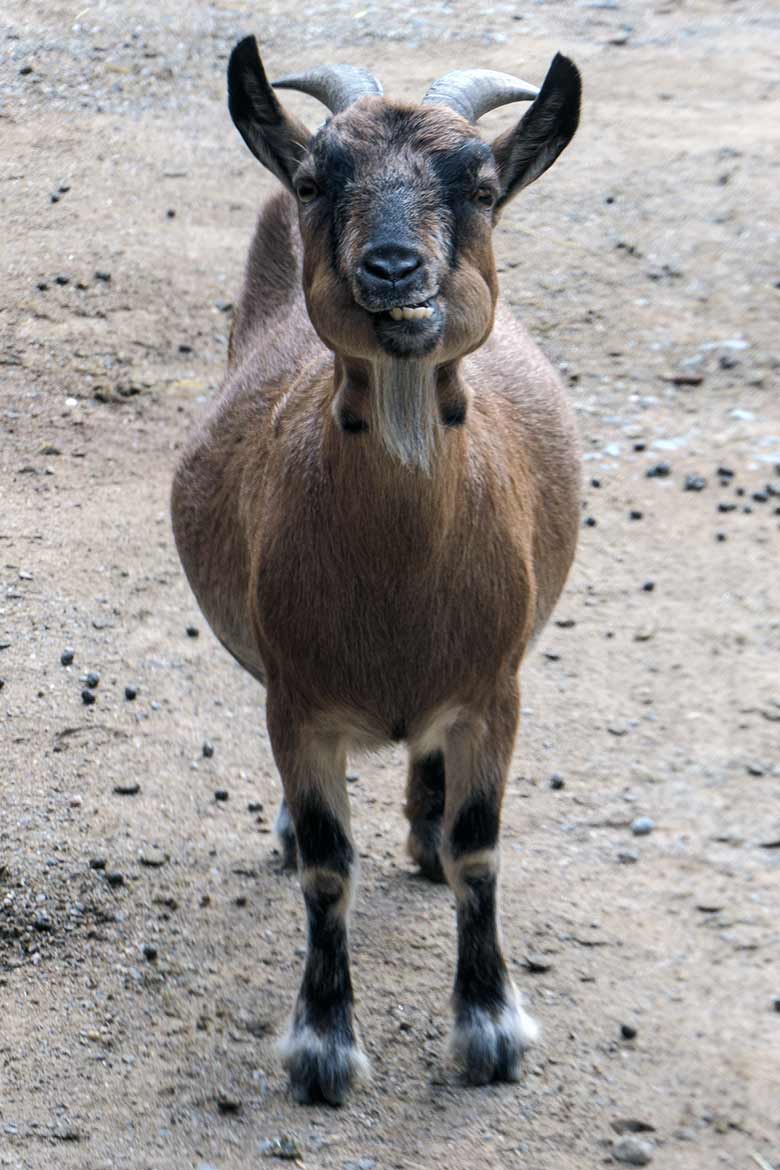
[422,69,539,122]
[272,66,383,114]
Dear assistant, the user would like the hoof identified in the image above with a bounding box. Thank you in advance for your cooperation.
[279,1025,369,1106]
[407,820,446,884]
[451,990,538,1085]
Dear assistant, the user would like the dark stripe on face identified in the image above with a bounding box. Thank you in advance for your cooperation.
[307,129,357,277]
[431,140,496,267]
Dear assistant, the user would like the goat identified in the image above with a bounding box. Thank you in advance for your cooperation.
[171,36,582,1105]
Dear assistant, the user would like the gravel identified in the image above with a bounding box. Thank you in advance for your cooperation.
[612,1136,654,1165]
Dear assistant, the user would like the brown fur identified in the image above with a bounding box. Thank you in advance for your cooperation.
[171,69,581,1095]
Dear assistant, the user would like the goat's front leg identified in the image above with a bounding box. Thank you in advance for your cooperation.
[441,683,538,1084]
[266,691,368,1105]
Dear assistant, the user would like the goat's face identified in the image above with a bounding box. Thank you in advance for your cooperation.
[228,40,580,365]
[294,103,498,362]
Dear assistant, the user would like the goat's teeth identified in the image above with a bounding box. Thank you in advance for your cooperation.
[390,304,434,321]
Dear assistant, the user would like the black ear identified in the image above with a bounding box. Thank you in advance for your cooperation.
[491,53,581,210]
[227,36,312,190]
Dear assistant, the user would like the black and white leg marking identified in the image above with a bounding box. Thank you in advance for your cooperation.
[442,702,537,1084]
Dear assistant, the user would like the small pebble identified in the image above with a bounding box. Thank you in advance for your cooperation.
[772,997,780,1013]
[613,1136,654,1166]
[684,474,706,492]
[549,773,565,790]
[124,685,138,701]
[81,688,96,705]
[214,789,229,802]
[523,953,553,973]
[259,1136,303,1159]
[641,581,655,592]
[166,208,176,218]
[69,794,82,808]
[178,343,193,354]
[114,782,141,796]
[590,477,601,489]
[718,502,737,513]
[34,910,53,932]
[584,516,597,527]
[106,871,124,888]
[247,801,264,813]
[139,847,167,868]
[60,647,75,666]
[629,510,643,521]
[620,1022,638,1039]
[216,1092,241,1114]
[142,943,158,961]
[202,740,215,758]
[646,462,671,479]
[631,816,655,836]
[186,625,199,638]
[715,532,727,542]
[94,270,111,282]
[54,274,70,285]
[89,857,107,870]
[84,671,100,689]
[19,64,34,75]
[346,772,360,784]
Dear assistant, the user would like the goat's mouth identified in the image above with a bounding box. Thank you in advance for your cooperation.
[365,297,444,357]
[372,298,436,322]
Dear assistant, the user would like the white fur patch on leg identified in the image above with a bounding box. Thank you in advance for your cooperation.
[450,982,538,1085]
[278,1020,370,1105]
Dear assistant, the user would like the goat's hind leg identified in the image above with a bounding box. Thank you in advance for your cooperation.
[267,693,368,1105]
[404,750,446,883]
[442,685,538,1084]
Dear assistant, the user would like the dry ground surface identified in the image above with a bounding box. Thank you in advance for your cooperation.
[2,1,779,1167]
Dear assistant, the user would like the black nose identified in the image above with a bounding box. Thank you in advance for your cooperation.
[361,243,423,286]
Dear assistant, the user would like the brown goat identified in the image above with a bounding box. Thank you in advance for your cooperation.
[171,37,582,1105]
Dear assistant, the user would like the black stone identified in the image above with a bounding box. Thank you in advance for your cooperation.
[620,1022,638,1040]
[60,648,75,666]
[214,789,229,802]
[124,685,138,700]
[186,625,199,637]
[84,671,100,689]
[641,581,655,592]
[684,474,706,492]
[549,773,565,790]
[202,740,215,758]
[81,688,96,705]
[629,510,643,521]
[646,462,671,479]
[106,871,124,887]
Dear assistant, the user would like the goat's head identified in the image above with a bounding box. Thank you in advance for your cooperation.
[228,38,580,365]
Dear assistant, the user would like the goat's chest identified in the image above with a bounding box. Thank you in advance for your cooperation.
[251,469,534,712]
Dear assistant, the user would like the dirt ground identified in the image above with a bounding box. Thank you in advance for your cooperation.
[2,1,779,1167]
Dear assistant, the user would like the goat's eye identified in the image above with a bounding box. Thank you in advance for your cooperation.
[475,185,496,209]
[296,180,319,204]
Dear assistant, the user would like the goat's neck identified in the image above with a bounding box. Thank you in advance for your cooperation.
[332,356,467,479]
